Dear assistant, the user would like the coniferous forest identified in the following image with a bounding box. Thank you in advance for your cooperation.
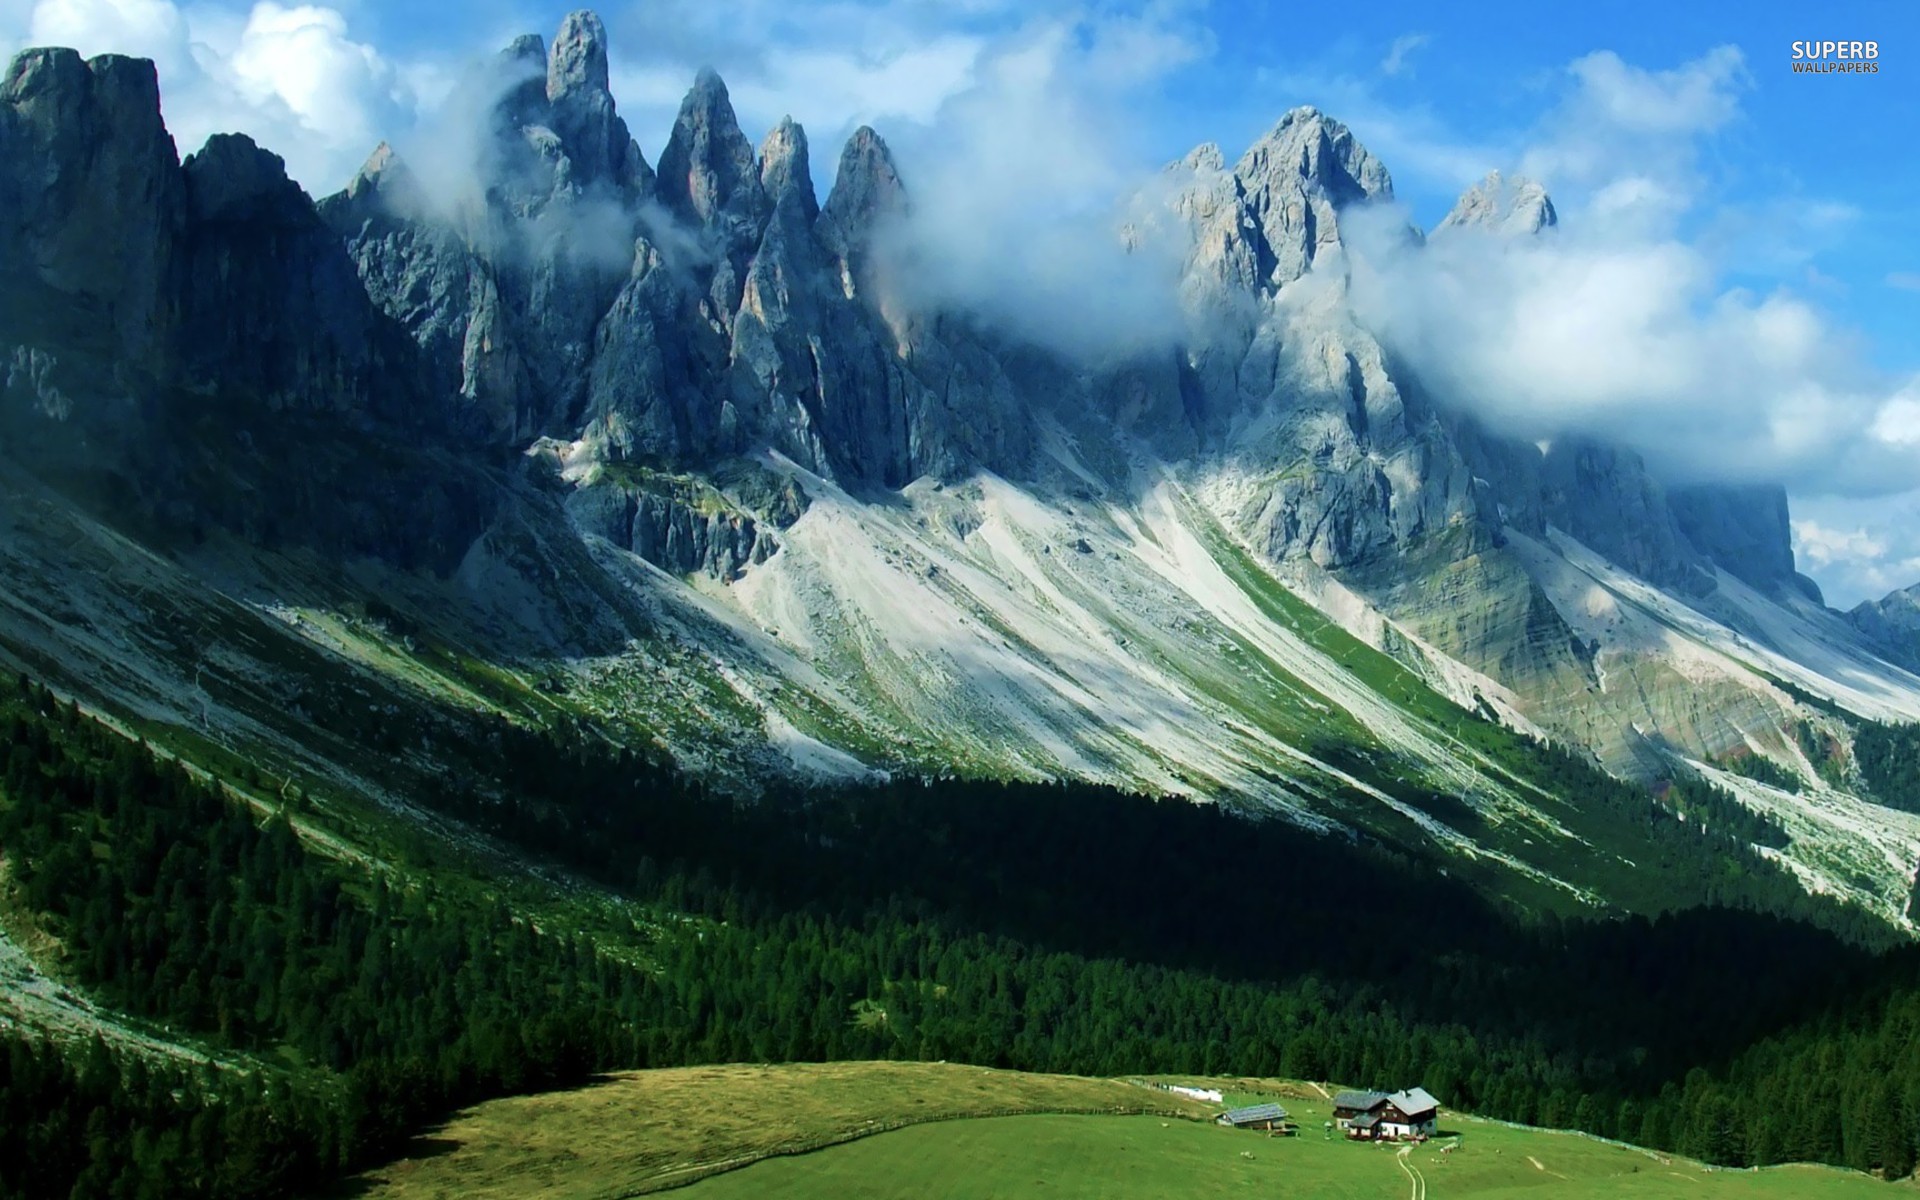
[6,673,1920,1198]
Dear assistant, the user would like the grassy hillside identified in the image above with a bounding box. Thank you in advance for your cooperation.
[349,1063,1894,1200]
[350,1062,1212,1199]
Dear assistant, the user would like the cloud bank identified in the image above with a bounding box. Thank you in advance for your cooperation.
[874,13,1206,362]
[1337,46,1919,515]
[5,0,431,192]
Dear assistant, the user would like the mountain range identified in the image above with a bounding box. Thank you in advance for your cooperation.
[4,9,1920,933]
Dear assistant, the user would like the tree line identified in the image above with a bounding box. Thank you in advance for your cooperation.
[5,673,1920,1196]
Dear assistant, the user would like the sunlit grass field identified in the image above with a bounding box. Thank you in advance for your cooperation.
[348,1063,1895,1200]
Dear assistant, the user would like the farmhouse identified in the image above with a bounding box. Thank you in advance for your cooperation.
[1331,1089,1386,1128]
[1216,1102,1289,1131]
[1332,1087,1440,1140]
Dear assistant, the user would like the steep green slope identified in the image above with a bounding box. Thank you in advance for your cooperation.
[6,672,1920,1198]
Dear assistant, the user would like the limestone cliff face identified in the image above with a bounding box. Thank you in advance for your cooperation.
[1670,484,1821,602]
[0,13,1856,772]
[0,49,183,369]
[179,134,423,420]
[0,47,481,568]
[1158,110,1486,578]
[0,48,426,435]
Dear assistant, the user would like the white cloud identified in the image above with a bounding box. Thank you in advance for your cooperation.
[1792,519,1885,567]
[1349,212,1920,497]
[875,11,1206,361]
[1791,495,1920,607]
[1519,47,1749,238]
[1329,40,1920,513]
[7,0,424,194]
[1562,46,1745,135]
[1888,271,1920,292]
[1380,33,1428,78]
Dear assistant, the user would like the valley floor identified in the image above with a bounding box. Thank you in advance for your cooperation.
[344,1062,1895,1200]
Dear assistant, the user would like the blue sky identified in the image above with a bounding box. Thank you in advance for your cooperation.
[3,0,1918,604]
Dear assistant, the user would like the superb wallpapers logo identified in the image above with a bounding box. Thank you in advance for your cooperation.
[1791,40,1881,74]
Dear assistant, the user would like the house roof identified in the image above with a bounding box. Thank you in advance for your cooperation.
[1351,1112,1381,1128]
[1221,1103,1288,1126]
[1387,1087,1440,1117]
[1332,1090,1387,1111]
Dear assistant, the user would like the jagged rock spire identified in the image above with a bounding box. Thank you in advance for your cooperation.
[758,117,817,225]
[1231,108,1395,289]
[536,10,650,195]
[1168,107,1394,302]
[493,34,548,129]
[658,67,764,228]
[1436,170,1557,236]
[547,10,609,101]
[817,126,905,272]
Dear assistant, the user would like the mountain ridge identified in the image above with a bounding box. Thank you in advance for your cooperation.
[3,12,1920,927]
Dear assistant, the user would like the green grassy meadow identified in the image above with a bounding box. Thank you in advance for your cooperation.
[685,1104,1889,1200]
[349,1064,1898,1200]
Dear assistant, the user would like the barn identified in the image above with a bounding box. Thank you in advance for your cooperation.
[1216,1102,1289,1131]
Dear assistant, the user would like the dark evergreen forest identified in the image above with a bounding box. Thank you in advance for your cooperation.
[4,674,1920,1198]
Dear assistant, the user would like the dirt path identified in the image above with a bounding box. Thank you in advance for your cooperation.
[1397,1145,1427,1200]
[1307,1080,1331,1099]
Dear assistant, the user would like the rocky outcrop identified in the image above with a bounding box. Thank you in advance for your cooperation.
[656,68,766,316]
[1537,439,1713,594]
[0,44,494,570]
[0,49,422,430]
[1435,170,1557,236]
[1849,585,1920,669]
[322,11,654,445]
[315,15,1032,491]
[1160,109,1483,573]
[565,468,787,580]
[1231,107,1394,291]
[815,126,902,298]
[1669,484,1818,601]
[178,134,423,419]
[0,49,183,367]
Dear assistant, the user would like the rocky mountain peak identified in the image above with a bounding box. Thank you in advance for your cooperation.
[504,33,546,63]
[1180,142,1227,174]
[1436,170,1557,236]
[1175,107,1394,297]
[1236,106,1393,206]
[817,126,905,270]
[658,67,764,228]
[0,47,183,364]
[758,116,817,225]
[345,141,401,198]
[547,10,610,102]
[489,35,549,130]
[183,133,306,224]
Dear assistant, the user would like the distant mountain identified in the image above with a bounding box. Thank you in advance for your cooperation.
[1850,582,1920,669]
[3,13,1920,928]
